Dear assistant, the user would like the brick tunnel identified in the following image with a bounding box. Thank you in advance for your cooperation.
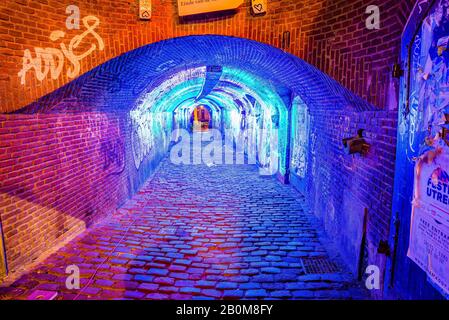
[0,0,448,301]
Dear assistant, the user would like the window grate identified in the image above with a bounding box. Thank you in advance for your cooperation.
[301,257,340,274]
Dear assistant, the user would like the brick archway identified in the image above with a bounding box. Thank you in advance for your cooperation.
[16,35,372,115]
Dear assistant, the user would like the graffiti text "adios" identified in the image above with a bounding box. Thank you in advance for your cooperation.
[18,5,104,85]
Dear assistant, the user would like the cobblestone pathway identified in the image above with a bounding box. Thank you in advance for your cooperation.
[0,155,367,300]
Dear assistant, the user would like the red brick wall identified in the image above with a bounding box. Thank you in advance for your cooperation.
[0,112,132,273]
[306,108,398,296]
[1,0,415,113]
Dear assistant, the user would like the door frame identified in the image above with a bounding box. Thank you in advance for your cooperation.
[288,95,310,193]
[384,0,444,300]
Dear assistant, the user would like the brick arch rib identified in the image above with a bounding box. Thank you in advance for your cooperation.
[15,35,374,115]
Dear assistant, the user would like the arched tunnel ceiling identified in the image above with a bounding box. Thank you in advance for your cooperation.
[16,35,375,114]
[140,66,287,118]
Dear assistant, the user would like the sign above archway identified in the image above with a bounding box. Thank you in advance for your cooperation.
[177,0,243,17]
[251,0,267,16]
[139,0,152,20]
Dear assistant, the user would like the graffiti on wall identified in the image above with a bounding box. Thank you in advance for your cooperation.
[100,138,125,176]
[131,112,155,170]
[253,105,280,175]
[18,6,104,85]
[290,97,309,178]
[130,111,171,170]
[99,124,125,177]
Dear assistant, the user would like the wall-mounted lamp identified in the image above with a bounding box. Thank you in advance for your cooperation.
[342,129,370,155]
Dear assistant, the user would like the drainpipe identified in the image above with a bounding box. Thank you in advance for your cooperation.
[0,219,7,279]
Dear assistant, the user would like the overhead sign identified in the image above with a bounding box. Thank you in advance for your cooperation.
[251,0,267,15]
[177,0,243,17]
[408,145,449,298]
[139,0,152,20]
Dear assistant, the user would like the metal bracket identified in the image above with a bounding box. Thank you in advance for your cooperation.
[282,31,291,50]
[392,63,404,79]
[378,240,391,256]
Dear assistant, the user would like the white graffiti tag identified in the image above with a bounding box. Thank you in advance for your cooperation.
[131,112,155,170]
[18,13,104,85]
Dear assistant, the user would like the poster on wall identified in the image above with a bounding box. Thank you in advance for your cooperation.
[177,0,243,17]
[290,99,309,179]
[408,145,449,298]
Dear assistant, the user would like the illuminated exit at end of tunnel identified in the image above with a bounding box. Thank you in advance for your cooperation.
[0,0,448,305]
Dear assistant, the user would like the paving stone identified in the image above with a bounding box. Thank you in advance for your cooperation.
[95,279,115,287]
[112,274,133,281]
[239,282,261,290]
[138,283,159,292]
[170,293,192,300]
[241,269,259,275]
[292,290,315,299]
[261,267,281,274]
[223,269,239,276]
[128,268,147,274]
[245,289,268,298]
[253,274,275,283]
[146,293,170,299]
[270,290,292,298]
[262,283,285,290]
[187,267,204,274]
[196,280,216,288]
[168,265,187,272]
[201,289,222,298]
[136,255,154,262]
[274,273,299,282]
[153,277,175,285]
[175,280,195,287]
[124,291,146,299]
[148,268,169,276]
[216,282,238,290]
[174,259,192,266]
[180,287,201,294]
[223,290,244,299]
[170,272,189,280]
[159,286,179,293]
[134,275,154,282]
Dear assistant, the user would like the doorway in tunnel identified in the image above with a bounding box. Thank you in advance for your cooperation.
[191,105,212,132]
[386,0,449,300]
